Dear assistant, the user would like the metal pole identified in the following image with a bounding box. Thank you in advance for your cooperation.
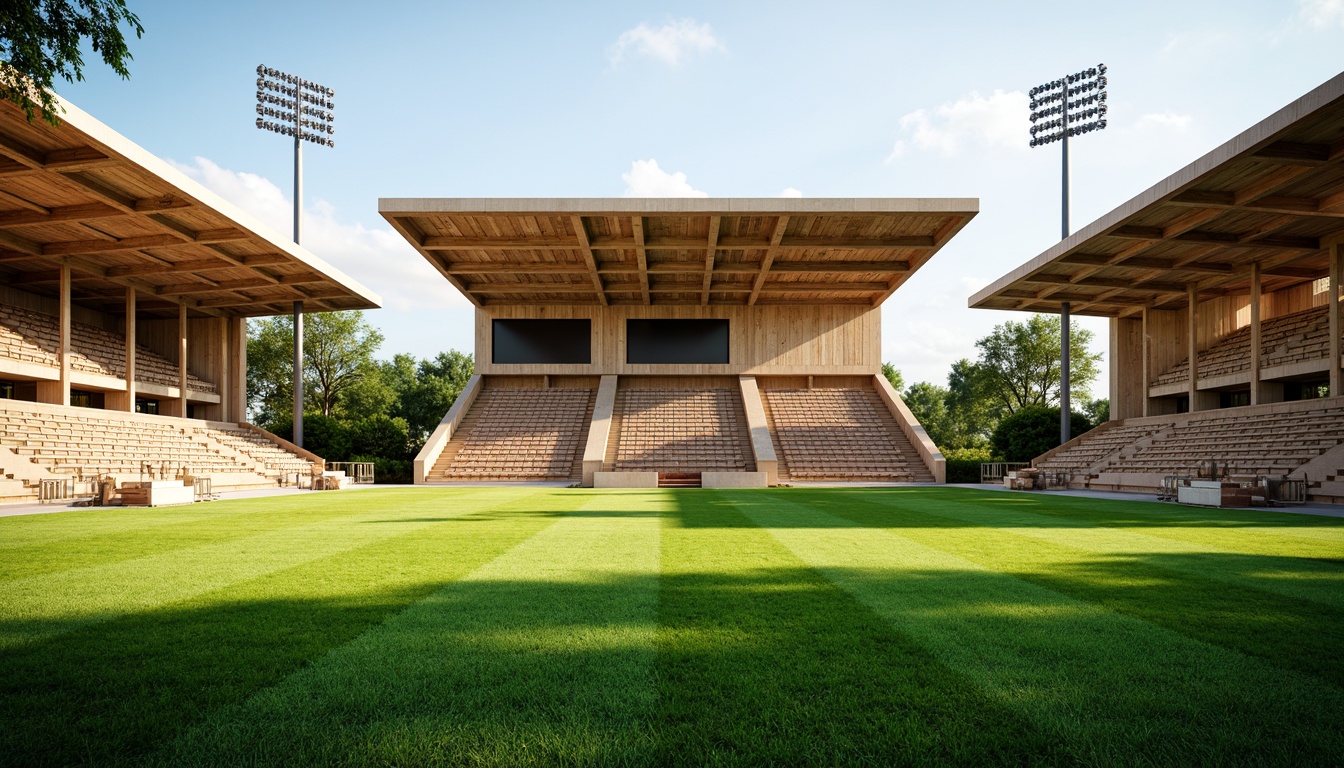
[291,86,304,448]
[293,300,303,447]
[1061,301,1071,444]
[1059,80,1072,445]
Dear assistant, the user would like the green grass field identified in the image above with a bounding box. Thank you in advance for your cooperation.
[1,486,1341,767]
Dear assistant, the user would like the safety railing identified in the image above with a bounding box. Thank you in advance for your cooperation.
[980,462,1029,484]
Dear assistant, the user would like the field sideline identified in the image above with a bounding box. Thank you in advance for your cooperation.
[1,486,1341,766]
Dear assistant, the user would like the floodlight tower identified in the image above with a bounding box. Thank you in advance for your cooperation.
[254,65,335,448]
[1028,63,1108,445]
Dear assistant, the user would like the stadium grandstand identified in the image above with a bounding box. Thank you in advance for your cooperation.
[972,73,1344,503]
[0,93,380,502]
[382,198,975,487]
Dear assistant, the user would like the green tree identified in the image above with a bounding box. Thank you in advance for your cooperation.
[989,406,1093,462]
[397,351,474,447]
[974,314,1101,415]
[245,311,385,426]
[305,311,384,417]
[1083,397,1110,425]
[945,357,1001,445]
[0,0,144,124]
[902,381,950,447]
[880,362,904,393]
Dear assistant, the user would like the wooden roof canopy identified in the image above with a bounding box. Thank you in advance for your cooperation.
[971,72,1344,318]
[379,198,977,307]
[0,94,379,318]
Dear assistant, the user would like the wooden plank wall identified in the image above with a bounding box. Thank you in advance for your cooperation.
[1109,317,1143,420]
[475,304,881,376]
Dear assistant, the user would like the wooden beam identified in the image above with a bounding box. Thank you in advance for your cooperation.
[759,282,888,292]
[419,233,938,251]
[571,215,607,306]
[0,202,122,229]
[771,260,910,273]
[701,215,720,306]
[463,283,597,294]
[43,233,182,256]
[632,216,650,305]
[747,216,790,306]
[444,262,591,274]
[59,263,71,405]
[1332,243,1342,397]
[156,277,274,296]
[105,258,239,277]
[1252,140,1330,165]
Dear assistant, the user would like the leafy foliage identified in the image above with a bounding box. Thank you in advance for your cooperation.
[0,0,144,124]
[975,314,1101,414]
[989,406,1092,463]
[880,362,904,393]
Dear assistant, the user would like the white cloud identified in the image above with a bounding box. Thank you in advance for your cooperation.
[1134,111,1193,132]
[778,187,803,198]
[621,159,709,197]
[1300,0,1344,27]
[887,89,1029,161]
[169,156,468,312]
[608,18,724,67]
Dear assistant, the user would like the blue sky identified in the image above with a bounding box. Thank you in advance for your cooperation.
[57,0,1344,396]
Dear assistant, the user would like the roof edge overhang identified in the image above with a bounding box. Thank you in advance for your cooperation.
[969,71,1344,315]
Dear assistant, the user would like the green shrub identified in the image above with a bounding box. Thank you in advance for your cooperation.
[351,455,413,484]
[944,459,984,484]
[348,415,410,461]
[989,406,1091,463]
[298,413,353,462]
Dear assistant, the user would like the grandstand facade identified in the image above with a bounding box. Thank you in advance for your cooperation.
[382,198,976,487]
[972,73,1344,502]
[0,94,379,501]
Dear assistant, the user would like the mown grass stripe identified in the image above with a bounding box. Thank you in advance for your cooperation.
[739,493,1344,767]
[0,487,509,581]
[828,493,1344,686]
[0,488,572,768]
[851,488,1344,610]
[934,487,1344,554]
[149,490,663,768]
[655,490,1062,766]
[0,487,545,649]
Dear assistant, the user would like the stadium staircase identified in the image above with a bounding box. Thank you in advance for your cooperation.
[428,386,594,482]
[760,386,934,483]
[1032,396,1344,501]
[0,400,319,502]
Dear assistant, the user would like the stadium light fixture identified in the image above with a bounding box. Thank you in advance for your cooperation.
[1028,63,1108,446]
[254,64,335,449]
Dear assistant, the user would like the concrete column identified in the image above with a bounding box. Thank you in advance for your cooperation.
[1187,285,1198,411]
[59,263,71,405]
[1331,243,1342,397]
[1249,263,1262,406]
[124,287,136,412]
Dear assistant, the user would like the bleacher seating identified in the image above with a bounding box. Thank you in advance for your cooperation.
[609,388,754,473]
[762,387,932,482]
[1153,306,1333,386]
[1034,423,1168,474]
[0,302,215,393]
[1102,403,1344,477]
[435,388,593,481]
[0,403,312,492]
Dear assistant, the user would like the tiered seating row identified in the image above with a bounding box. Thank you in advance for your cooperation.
[1103,403,1344,477]
[0,303,215,393]
[764,388,925,481]
[198,425,315,477]
[613,388,752,473]
[441,388,592,481]
[1035,423,1167,473]
[0,407,269,483]
[1153,306,1334,386]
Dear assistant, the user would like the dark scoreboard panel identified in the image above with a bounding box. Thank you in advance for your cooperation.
[626,319,729,365]
[492,319,592,364]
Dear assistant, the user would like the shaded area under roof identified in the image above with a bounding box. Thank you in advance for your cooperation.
[971,72,1344,318]
[379,198,977,307]
[0,94,380,318]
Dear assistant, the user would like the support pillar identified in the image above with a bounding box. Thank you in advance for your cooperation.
[1249,263,1262,405]
[293,300,304,447]
[1331,243,1342,397]
[1187,285,1199,411]
[1060,301,1071,444]
[1141,307,1151,417]
[59,263,71,405]
[124,287,136,412]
